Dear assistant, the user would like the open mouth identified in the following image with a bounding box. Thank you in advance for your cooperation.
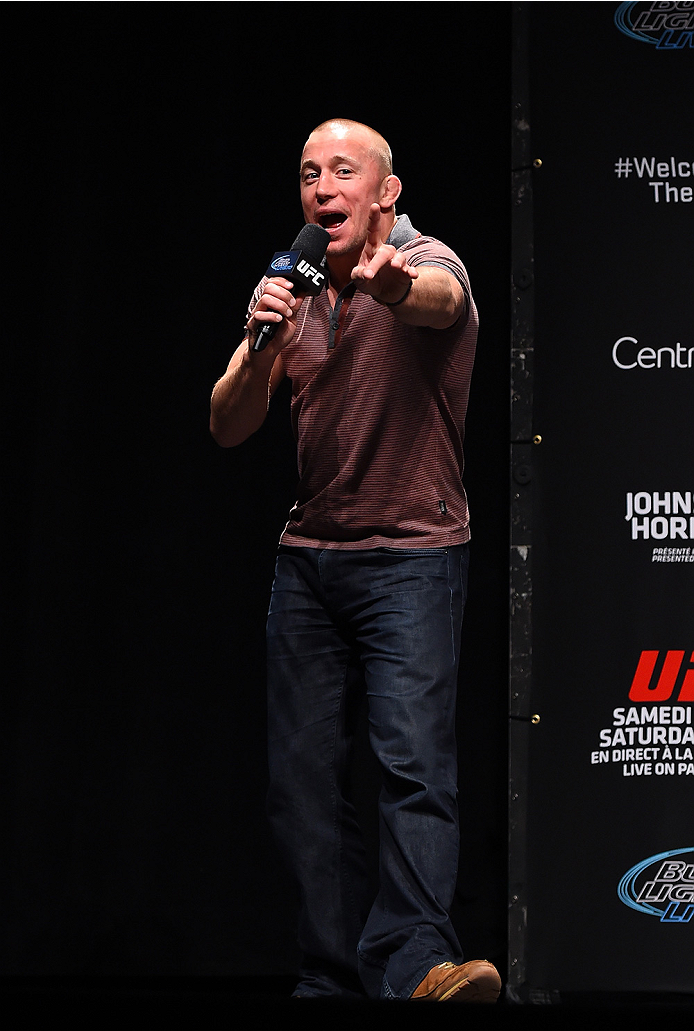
[318,212,347,232]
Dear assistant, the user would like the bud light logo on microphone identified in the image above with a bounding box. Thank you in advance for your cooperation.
[265,250,326,293]
[270,254,294,272]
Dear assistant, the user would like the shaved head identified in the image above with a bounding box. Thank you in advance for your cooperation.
[304,118,393,179]
[299,118,402,280]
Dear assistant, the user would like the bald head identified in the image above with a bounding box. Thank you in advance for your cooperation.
[303,118,393,180]
[299,118,402,280]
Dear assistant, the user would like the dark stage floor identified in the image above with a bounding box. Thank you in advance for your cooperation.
[1,977,693,1028]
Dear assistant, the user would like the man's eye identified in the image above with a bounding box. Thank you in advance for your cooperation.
[302,171,319,182]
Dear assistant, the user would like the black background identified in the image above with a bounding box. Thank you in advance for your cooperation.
[4,3,512,978]
[527,3,693,994]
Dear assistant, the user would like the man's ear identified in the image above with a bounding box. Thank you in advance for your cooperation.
[380,174,402,211]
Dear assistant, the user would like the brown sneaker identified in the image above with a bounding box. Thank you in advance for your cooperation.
[411,960,501,1002]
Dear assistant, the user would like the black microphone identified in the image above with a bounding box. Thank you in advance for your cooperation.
[251,224,331,352]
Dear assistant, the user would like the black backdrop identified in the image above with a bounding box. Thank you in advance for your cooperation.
[519,2,693,997]
[4,4,512,978]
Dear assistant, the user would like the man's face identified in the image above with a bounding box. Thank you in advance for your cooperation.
[299,126,389,261]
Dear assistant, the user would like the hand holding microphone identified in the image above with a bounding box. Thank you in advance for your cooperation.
[250,224,330,352]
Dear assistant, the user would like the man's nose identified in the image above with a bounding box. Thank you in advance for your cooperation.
[315,171,337,199]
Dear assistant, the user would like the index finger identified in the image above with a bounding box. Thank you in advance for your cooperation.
[365,203,384,248]
[266,277,295,292]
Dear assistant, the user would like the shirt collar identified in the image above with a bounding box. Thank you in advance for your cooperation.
[387,214,420,249]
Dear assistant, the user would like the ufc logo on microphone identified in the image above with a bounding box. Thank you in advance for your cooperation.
[296,259,325,287]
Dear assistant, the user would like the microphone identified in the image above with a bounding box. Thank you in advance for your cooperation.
[251,224,331,352]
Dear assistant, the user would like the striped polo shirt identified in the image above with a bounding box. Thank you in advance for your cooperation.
[249,215,478,550]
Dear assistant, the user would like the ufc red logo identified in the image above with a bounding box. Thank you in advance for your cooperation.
[629,651,694,702]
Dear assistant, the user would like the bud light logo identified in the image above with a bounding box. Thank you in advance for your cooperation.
[618,847,694,922]
[615,2,694,49]
[270,254,294,272]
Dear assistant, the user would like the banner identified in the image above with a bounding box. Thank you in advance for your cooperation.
[510,3,693,998]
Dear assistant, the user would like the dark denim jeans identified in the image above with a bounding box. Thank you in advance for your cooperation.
[265,543,469,1000]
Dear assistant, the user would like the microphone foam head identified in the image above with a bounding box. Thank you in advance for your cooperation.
[291,224,331,262]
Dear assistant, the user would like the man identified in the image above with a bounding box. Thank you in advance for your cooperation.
[210,119,500,1003]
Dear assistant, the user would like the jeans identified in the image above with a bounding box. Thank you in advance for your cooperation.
[265,543,469,1000]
